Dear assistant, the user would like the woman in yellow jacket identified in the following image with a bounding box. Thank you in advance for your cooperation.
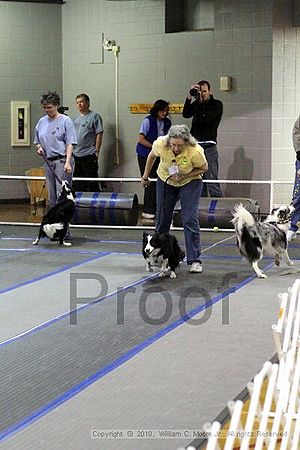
[141,125,208,273]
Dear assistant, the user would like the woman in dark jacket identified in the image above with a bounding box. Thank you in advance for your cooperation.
[136,99,171,219]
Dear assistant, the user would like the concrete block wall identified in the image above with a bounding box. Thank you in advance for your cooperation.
[62,0,217,200]
[0,0,298,211]
[214,0,274,209]
[272,0,298,204]
[0,1,62,199]
[62,0,280,210]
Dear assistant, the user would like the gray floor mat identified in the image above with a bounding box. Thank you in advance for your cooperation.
[1,254,250,438]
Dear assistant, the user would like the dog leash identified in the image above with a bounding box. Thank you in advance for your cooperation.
[39,153,106,210]
[40,152,63,185]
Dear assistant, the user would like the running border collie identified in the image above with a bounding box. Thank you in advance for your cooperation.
[142,232,184,279]
[32,180,75,247]
[231,204,294,278]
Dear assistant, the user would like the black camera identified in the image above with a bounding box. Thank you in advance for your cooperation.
[58,106,69,115]
[189,88,199,97]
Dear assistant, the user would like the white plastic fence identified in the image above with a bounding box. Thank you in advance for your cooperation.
[201,279,300,450]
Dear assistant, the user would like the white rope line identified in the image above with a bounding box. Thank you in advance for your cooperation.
[201,234,235,253]
[0,175,294,185]
[0,222,234,232]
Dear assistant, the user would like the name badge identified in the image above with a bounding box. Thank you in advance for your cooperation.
[168,165,179,175]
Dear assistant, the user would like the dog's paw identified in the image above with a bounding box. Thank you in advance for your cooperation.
[159,271,166,277]
[63,241,72,247]
[32,239,39,245]
[169,271,176,279]
[146,266,153,272]
[258,273,267,279]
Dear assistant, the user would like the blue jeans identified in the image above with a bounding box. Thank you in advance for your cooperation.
[156,177,202,264]
[291,159,300,231]
[201,144,223,197]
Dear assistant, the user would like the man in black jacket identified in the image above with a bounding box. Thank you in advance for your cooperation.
[183,80,223,197]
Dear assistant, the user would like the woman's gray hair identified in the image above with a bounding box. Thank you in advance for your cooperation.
[40,91,60,106]
[166,124,198,147]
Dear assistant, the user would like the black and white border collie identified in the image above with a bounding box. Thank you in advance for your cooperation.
[232,204,294,278]
[142,232,184,279]
[32,180,75,247]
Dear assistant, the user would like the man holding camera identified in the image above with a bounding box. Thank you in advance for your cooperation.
[182,80,223,197]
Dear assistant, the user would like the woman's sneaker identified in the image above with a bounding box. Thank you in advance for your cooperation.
[142,213,155,219]
[190,261,203,273]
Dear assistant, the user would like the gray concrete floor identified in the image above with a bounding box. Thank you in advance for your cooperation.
[0,225,299,450]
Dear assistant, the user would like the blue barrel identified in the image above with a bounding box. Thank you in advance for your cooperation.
[72,192,139,226]
[172,197,260,228]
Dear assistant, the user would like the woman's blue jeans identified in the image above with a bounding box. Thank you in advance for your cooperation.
[291,159,300,231]
[156,177,203,264]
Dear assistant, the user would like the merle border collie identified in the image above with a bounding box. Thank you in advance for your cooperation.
[32,180,75,247]
[142,232,184,279]
[231,204,294,278]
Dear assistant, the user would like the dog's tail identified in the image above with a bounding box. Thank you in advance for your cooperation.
[43,223,64,239]
[231,204,255,235]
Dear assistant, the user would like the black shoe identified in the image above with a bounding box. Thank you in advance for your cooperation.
[65,230,71,240]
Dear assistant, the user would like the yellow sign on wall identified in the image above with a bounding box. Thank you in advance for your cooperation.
[129,103,184,114]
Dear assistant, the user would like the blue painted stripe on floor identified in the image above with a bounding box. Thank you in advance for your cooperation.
[0,271,158,349]
[0,252,110,295]
[0,262,273,444]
